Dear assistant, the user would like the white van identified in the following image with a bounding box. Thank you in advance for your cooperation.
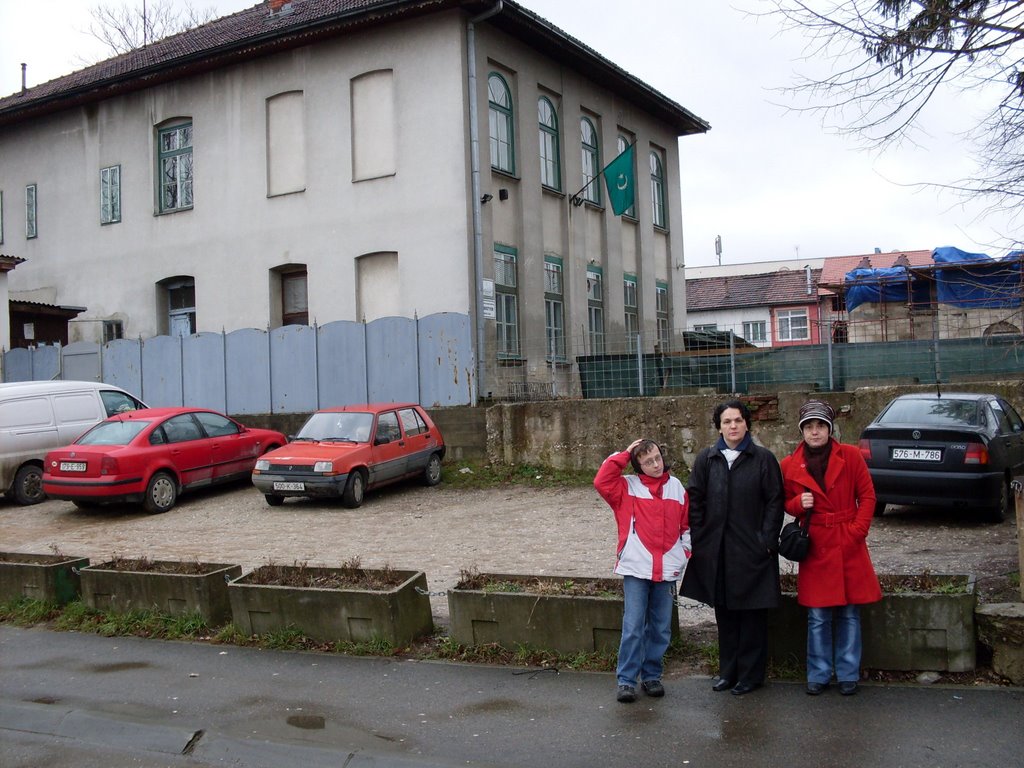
[0,381,146,505]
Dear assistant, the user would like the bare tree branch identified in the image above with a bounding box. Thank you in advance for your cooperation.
[86,1,218,55]
[760,1,1024,227]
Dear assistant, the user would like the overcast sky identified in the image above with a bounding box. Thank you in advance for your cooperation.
[1,1,1016,267]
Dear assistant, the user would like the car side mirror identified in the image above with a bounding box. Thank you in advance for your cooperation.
[375,435,389,445]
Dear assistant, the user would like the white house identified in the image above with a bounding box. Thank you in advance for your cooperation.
[0,0,708,399]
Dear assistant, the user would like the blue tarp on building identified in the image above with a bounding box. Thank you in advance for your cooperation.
[844,247,1022,311]
[844,266,929,312]
[931,246,1021,308]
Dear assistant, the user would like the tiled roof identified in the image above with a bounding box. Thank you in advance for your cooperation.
[819,249,933,287]
[686,268,823,312]
[1,255,27,273]
[0,0,709,134]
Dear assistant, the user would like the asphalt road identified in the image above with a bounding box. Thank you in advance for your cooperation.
[3,625,1023,768]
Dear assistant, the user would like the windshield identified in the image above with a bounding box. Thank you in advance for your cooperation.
[878,398,981,427]
[296,412,374,442]
[78,420,151,446]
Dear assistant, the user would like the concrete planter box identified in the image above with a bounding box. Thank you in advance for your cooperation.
[768,574,977,672]
[80,560,241,625]
[227,567,433,645]
[448,573,678,655]
[0,552,89,605]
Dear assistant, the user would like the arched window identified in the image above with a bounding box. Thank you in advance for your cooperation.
[488,73,515,173]
[538,97,560,190]
[580,117,600,204]
[650,149,666,228]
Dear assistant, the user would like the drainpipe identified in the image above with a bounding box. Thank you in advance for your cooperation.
[467,0,503,405]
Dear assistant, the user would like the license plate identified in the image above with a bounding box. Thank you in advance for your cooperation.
[60,461,87,472]
[273,481,304,491]
[891,448,941,461]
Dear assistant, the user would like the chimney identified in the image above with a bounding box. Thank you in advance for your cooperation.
[805,265,813,295]
[21,62,27,94]
[268,0,292,14]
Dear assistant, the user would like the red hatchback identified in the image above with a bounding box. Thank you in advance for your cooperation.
[42,407,287,513]
[251,403,445,508]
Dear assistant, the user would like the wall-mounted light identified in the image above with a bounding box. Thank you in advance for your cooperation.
[499,188,509,201]
[481,193,493,204]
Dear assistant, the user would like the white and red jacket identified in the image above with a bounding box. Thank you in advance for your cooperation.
[594,450,691,582]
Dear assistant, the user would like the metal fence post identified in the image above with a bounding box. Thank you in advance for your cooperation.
[636,334,643,396]
[729,330,737,393]
[826,316,834,391]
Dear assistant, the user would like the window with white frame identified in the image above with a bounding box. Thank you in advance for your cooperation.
[165,278,196,337]
[581,117,600,204]
[158,122,193,213]
[694,323,718,332]
[743,320,767,343]
[494,245,519,357]
[488,73,515,174]
[100,165,121,224]
[587,268,604,354]
[776,308,809,341]
[650,149,665,228]
[624,275,639,351]
[544,257,565,360]
[617,134,636,217]
[656,282,670,350]
[103,320,124,343]
[538,96,560,190]
[281,268,308,326]
[25,184,37,239]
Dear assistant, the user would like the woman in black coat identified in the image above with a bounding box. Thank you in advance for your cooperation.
[679,399,784,695]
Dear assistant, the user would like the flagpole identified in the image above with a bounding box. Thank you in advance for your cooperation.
[568,142,636,207]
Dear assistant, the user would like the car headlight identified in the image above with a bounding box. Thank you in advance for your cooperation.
[313,460,334,473]
[255,459,270,472]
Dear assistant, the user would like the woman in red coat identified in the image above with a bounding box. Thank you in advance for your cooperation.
[780,400,881,696]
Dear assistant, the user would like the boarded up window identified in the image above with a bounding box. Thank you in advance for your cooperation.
[267,91,306,196]
[351,70,396,180]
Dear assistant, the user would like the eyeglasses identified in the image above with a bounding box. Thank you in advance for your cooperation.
[639,455,662,468]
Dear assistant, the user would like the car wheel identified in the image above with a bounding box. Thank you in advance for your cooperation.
[873,501,886,517]
[143,471,177,514]
[983,479,1009,524]
[341,470,366,508]
[13,464,45,505]
[264,493,284,507]
[423,453,443,486]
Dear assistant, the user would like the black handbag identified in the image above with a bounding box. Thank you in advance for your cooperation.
[778,509,812,562]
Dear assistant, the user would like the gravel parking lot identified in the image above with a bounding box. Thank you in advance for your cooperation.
[2,475,1019,628]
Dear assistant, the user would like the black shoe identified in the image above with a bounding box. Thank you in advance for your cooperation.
[731,681,762,696]
[839,681,858,696]
[806,682,828,695]
[712,677,735,692]
[641,680,665,698]
[616,685,637,703]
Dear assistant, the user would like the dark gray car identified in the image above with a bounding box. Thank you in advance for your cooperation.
[858,392,1024,522]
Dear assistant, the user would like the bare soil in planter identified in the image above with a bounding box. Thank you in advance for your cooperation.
[244,559,404,590]
[456,570,623,597]
[780,572,971,594]
[0,552,73,565]
[99,556,218,575]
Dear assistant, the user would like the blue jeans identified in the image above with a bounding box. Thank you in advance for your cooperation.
[617,576,675,687]
[807,605,862,684]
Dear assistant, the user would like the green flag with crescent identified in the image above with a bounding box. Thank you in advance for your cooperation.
[602,143,635,216]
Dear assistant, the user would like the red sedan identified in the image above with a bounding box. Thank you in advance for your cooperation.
[251,403,445,508]
[42,407,287,513]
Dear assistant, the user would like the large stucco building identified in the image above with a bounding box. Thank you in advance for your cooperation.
[0,0,708,399]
